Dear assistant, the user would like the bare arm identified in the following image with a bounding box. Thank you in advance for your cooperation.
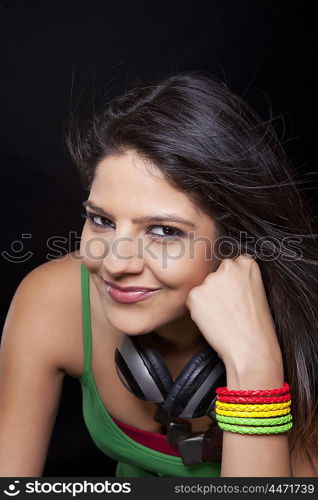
[220,355,292,477]
[220,354,318,477]
[185,256,317,476]
[0,264,68,476]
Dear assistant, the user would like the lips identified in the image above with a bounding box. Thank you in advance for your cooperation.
[104,280,159,292]
[104,282,160,304]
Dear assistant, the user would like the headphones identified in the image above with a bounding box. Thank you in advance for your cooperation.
[114,332,227,465]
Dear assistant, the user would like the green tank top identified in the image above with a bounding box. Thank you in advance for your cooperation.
[78,263,221,477]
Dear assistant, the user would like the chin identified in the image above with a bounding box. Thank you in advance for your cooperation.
[103,302,186,336]
[103,313,155,336]
[117,326,155,337]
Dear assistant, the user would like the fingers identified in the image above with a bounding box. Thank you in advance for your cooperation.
[239,253,256,262]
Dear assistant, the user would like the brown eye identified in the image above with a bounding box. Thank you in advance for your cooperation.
[82,213,113,229]
[148,225,184,240]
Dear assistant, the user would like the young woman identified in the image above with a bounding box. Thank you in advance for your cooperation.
[0,72,317,477]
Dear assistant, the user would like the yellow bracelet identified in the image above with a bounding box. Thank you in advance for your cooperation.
[215,407,290,418]
[215,400,291,412]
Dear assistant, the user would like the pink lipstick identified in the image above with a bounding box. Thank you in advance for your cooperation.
[104,282,160,304]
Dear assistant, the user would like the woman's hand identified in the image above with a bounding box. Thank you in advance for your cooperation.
[185,254,283,371]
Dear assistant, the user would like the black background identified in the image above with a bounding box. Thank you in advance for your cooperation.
[0,1,317,476]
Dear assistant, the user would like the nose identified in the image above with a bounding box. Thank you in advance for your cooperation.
[102,235,145,276]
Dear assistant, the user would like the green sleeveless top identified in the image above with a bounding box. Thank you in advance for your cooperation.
[78,263,221,477]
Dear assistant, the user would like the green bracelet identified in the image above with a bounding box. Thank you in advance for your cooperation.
[217,421,293,434]
[216,413,292,426]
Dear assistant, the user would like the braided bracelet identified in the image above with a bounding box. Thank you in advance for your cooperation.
[217,393,291,404]
[217,421,293,434]
[216,407,290,418]
[216,400,291,411]
[215,413,292,426]
[215,382,290,397]
[213,382,293,435]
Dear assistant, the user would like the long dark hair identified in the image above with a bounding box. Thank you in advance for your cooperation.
[64,71,318,468]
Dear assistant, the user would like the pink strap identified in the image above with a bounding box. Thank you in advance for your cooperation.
[112,417,181,456]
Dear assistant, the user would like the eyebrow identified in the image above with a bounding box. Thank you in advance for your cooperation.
[83,200,196,227]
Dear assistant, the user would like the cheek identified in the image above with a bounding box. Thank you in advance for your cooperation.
[80,227,108,272]
[153,244,214,292]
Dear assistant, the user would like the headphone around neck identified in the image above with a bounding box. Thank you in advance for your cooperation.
[114,332,226,465]
[114,331,226,419]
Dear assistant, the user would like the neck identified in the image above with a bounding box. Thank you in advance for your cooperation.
[149,312,207,356]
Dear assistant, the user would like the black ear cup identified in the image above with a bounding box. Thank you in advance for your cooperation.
[114,332,226,418]
[163,346,226,418]
[114,332,173,403]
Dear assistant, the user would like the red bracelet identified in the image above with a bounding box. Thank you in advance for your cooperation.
[217,393,291,404]
[215,382,290,397]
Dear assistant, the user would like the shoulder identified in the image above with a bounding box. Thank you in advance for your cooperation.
[13,250,82,294]
[15,250,82,324]
[3,251,84,377]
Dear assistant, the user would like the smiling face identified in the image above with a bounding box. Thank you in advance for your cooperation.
[80,150,218,349]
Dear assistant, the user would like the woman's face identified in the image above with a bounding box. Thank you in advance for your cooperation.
[80,150,218,341]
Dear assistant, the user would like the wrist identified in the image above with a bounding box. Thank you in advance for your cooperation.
[221,329,283,372]
[224,358,285,391]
